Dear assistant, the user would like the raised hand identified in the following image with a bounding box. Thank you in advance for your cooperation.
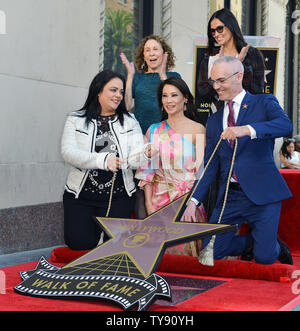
[158,52,168,80]
[120,52,135,76]
[237,44,250,62]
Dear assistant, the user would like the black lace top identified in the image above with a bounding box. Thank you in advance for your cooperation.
[79,114,126,202]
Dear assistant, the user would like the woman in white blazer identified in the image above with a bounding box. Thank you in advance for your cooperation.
[61,70,155,250]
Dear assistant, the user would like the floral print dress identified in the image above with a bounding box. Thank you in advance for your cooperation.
[135,121,206,254]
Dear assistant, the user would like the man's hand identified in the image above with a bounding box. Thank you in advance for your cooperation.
[221,125,250,140]
[158,52,168,80]
[181,200,198,222]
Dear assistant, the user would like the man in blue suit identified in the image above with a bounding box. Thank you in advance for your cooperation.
[182,56,293,265]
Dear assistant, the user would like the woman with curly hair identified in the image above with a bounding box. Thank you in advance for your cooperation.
[120,35,180,134]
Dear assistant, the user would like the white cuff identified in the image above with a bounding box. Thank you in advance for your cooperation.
[247,125,257,139]
[190,197,199,206]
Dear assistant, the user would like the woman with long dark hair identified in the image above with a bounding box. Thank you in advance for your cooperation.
[197,8,266,124]
[136,76,206,213]
[61,70,156,250]
[135,76,206,255]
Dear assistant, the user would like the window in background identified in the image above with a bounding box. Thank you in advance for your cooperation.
[209,0,225,17]
[230,0,243,28]
[103,0,153,76]
[209,0,242,27]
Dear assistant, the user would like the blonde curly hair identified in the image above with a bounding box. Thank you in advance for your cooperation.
[134,35,176,72]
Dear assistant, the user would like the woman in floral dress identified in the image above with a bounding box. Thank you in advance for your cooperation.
[135,77,207,255]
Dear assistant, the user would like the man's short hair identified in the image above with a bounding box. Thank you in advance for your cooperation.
[212,56,244,75]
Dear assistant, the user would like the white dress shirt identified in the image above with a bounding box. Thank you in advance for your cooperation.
[223,89,256,139]
[190,89,257,206]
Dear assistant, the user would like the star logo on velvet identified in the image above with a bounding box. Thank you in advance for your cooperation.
[64,194,235,278]
[264,69,272,83]
[242,104,248,109]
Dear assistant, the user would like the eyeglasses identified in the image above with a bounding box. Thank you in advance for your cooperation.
[210,25,225,35]
[208,72,240,86]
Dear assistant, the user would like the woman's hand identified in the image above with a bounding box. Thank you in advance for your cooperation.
[218,44,250,62]
[145,201,156,216]
[120,52,135,111]
[144,183,155,215]
[158,52,168,80]
[107,154,123,172]
[237,44,250,62]
[120,52,135,76]
[145,143,159,158]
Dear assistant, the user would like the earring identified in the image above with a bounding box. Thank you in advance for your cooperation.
[184,102,187,111]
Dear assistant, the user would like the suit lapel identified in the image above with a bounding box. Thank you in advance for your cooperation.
[234,92,254,152]
[217,105,232,150]
[221,92,253,151]
[212,92,253,150]
[216,106,225,139]
[236,92,252,126]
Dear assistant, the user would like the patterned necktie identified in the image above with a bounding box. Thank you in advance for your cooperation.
[227,100,238,181]
[227,100,235,147]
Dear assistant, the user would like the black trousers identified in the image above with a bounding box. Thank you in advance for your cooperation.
[63,192,136,250]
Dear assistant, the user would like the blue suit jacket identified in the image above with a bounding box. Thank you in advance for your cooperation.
[192,92,293,206]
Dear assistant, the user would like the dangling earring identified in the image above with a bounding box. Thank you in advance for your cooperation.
[161,106,168,119]
[184,102,188,111]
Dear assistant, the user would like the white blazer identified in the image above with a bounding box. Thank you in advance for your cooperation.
[61,110,149,198]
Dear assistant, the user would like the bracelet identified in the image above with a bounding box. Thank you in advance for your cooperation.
[143,143,151,159]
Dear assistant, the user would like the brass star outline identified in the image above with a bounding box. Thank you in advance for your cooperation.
[64,193,236,278]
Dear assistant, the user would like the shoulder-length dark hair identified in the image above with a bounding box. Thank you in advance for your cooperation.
[281,139,295,159]
[157,77,197,121]
[207,8,247,56]
[77,70,129,126]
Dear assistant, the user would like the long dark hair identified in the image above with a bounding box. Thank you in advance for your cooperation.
[77,70,129,126]
[157,77,197,121]
[207,8,247,56]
